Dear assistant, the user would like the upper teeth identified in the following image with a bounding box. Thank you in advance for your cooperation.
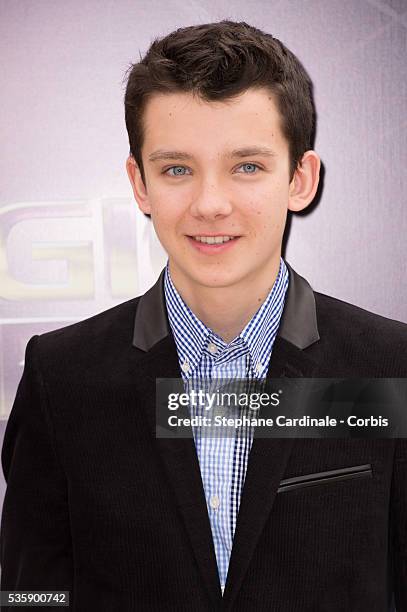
[193,236,236,244]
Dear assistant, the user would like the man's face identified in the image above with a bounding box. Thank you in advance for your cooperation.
[129,87,304,292]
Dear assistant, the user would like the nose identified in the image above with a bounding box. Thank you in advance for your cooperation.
[189,177,233,220]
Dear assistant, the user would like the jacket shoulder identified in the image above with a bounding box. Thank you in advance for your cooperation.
[313,291,407,375]
[315,291,407,335]
[33,296,142,370]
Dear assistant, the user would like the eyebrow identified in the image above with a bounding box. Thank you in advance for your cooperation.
[148,146,277,162]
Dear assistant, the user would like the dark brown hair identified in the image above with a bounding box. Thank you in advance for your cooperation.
[124,20,316,187]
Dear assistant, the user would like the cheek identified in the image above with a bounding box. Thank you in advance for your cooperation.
[246,181,289,211]
[149,186,189,223]
[249,199,288,243]
[149,195,176,226]
[250,195,288,224]
[149,201,186,249]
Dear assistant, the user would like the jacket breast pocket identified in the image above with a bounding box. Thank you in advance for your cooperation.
[277,463,372,493]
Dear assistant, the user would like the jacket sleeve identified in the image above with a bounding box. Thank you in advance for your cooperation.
[390,438,407,610]
[0,335,73,605]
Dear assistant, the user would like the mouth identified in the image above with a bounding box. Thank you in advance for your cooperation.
[186,234,241,253]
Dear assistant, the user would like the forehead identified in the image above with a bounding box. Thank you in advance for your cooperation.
[142,87,288,154]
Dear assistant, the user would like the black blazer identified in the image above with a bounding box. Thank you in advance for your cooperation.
[1,264,406,611]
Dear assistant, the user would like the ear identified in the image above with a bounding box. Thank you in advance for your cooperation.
[288,150,321,212]
[126,156,151,215]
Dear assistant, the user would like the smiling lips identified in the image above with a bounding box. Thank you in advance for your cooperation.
[187,234,240,252]
[192,235,237,244]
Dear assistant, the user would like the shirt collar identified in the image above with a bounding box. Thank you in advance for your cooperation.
[164,266,210,375]
[164,259,289,377]
[239,259,289,376]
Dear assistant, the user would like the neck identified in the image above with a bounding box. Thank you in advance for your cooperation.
[169,257,281,344]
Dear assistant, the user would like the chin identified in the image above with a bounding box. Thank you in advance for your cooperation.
[187,269,244,289]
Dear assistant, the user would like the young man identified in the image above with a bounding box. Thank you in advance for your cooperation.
[1,20,406,611]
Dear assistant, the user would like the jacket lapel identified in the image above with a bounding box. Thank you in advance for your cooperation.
[131,263,321,608]
[221,336,319,609]
[132,302,222,605]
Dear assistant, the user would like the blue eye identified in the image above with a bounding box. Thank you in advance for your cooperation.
[236,163,260,174]
[164,163,261,177]
[165,166,191,177]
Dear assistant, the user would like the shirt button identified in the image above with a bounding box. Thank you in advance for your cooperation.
[255,362,264,373]
[181,360,190,373]
[210,495,220,510]
[208,342,218,355]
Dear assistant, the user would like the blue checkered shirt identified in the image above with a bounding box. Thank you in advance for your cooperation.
[164,259,289,592]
